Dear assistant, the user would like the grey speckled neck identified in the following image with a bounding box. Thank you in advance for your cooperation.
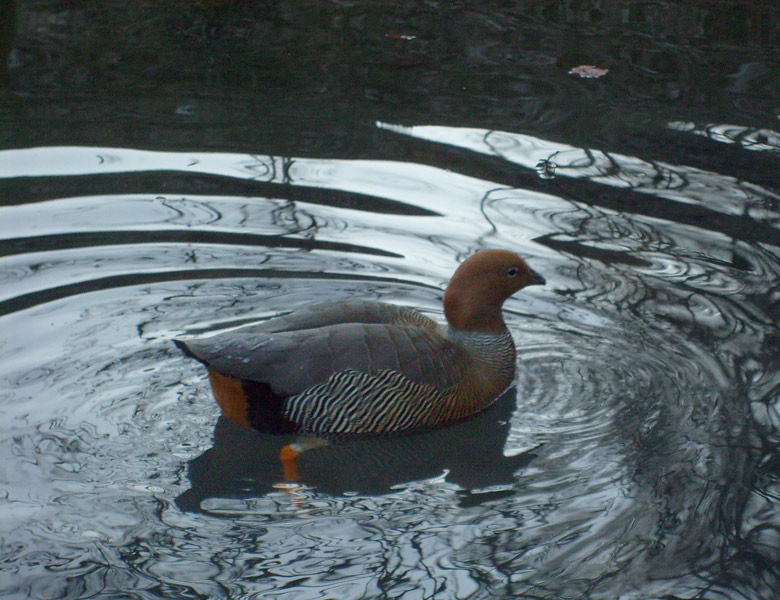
[444,326,516,368]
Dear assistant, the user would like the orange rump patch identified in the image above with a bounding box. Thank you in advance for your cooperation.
[208,370,251,428]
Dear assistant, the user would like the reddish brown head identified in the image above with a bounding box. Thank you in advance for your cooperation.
[443,250,545,334]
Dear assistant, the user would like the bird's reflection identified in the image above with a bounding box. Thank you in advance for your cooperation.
[176,387,537,511]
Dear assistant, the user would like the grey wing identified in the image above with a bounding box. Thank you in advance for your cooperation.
[176,322,466,397]
[234,301,439,335]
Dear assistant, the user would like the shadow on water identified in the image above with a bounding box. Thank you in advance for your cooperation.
[176,389,536,511]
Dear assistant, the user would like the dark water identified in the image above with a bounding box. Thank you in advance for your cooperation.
[1,2,779,599]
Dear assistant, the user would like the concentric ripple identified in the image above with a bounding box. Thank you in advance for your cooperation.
[1,134,778,600]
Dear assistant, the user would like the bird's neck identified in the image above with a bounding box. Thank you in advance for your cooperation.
[443,295,507,334]
[445,326,516,371]
[445,325,517,407]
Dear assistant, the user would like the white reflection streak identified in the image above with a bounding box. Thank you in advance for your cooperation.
[290,158,510,220]
[0,146,564,221]
[0,193,478,253]
[376,122,780,223]
[668,121,780,154]
[0,147,286,181]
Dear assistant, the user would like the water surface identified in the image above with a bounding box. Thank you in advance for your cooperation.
[1,2,779,599]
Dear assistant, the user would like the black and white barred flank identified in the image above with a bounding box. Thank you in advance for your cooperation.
[283,369,455,435]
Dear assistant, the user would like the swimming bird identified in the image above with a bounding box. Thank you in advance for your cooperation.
[175,250,545,438]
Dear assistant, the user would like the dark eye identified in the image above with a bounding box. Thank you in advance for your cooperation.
[507,267,520,277]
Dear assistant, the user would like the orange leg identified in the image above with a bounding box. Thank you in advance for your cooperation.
[279,444,302,481]
[278,438,330,481]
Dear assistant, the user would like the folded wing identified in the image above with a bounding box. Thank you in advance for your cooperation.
[176,320,467,397]
[237,301,438,335]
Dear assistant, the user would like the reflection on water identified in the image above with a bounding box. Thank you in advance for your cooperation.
[668,121,780,155]
[2,1,780,598]
[377,121,780,228]
[1,128,778,599]
[177,390,534,511]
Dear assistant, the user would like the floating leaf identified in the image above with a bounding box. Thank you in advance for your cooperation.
[568,65,609,79]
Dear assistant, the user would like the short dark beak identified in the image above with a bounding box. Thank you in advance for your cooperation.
[528,269,546,287]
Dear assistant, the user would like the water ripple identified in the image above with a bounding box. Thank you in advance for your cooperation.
[377,121,780,234]
[1,137,778,599]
